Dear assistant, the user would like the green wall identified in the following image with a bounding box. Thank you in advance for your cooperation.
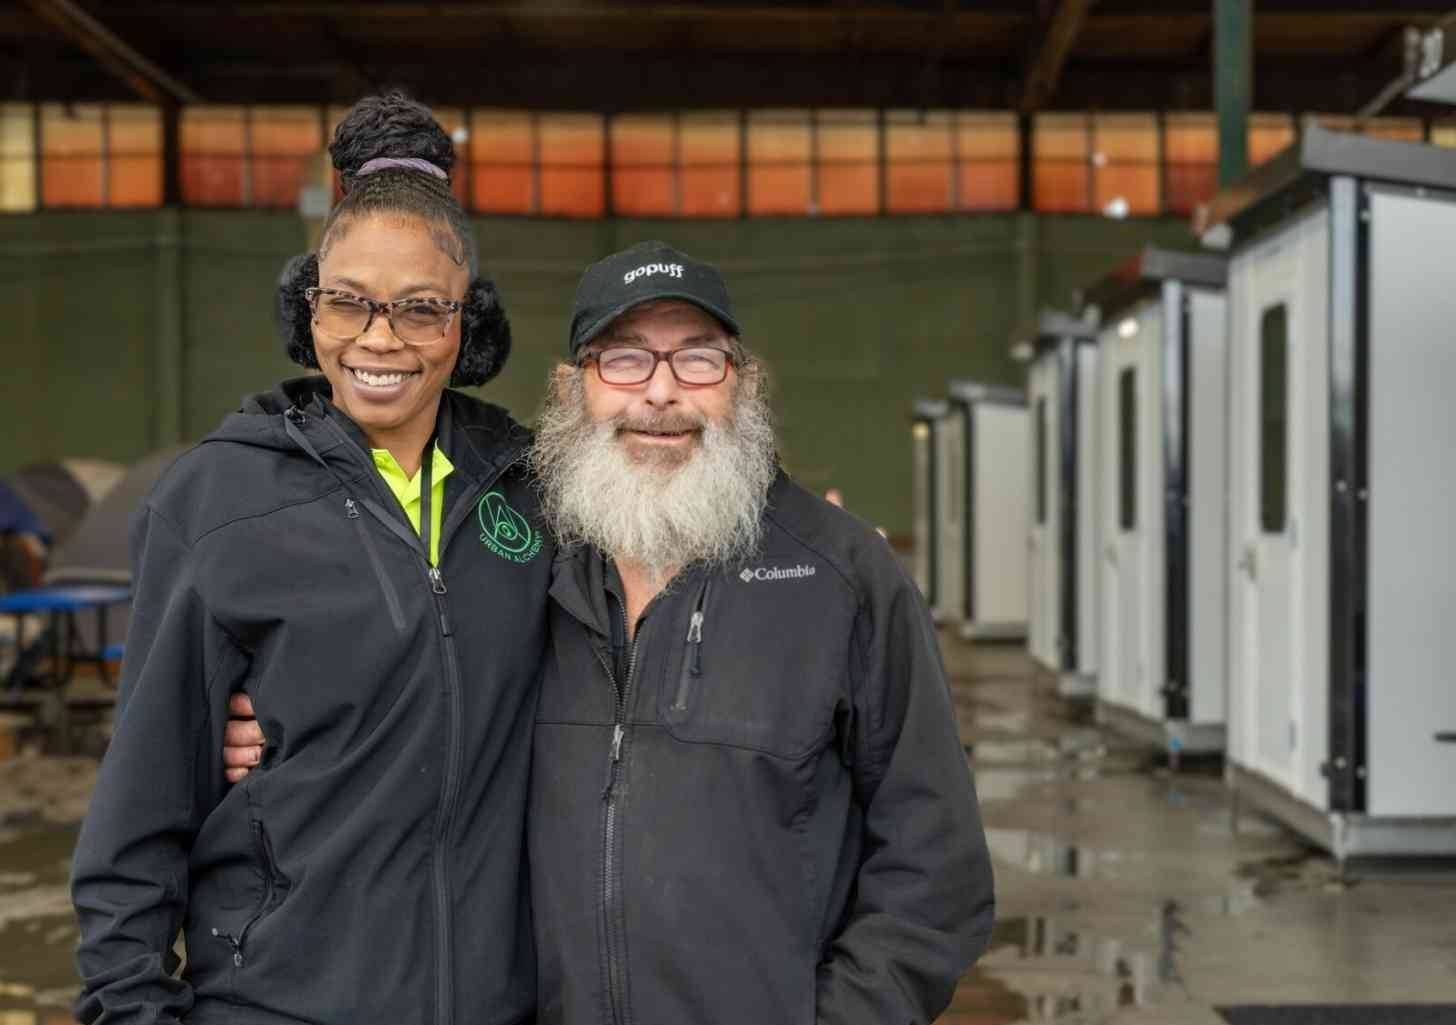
[2,209,1195,535]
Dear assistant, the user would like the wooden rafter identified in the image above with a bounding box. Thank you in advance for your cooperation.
[1020,0,1097,113]
[20,0,200,104]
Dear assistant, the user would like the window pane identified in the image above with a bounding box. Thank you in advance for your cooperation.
[41,103,103,207]
[611,114,675,216]
[1431,120,1456,149]
[1248,113,1295,167]
[430,107,470,207]
[1119,368,1137,531]
[0,103,36,212]
[182,106,246,205]
[1035,397,1047,525]
[748,110,810,216]
[1093,113,1158,216]
[251,106,322,208]
[1034,113,1089,212]
[1164,112,1216,215]
[1315,114,1423,143]
[680,111,739,217]
[471,109,534,214]
[539,113,604,217]
[107,104,161,207]
[817,110,877,215]
[887,110,951,214]
[956,111,1018,211]
[1260,304,1288,534]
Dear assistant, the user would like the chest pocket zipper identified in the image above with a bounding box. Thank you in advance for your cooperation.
[346,497,407,632]
[670,578,712,712]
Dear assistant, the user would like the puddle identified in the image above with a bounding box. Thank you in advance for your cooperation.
[0,825,80,1021]
[984,828,1138,880]
[972,913,1176,1022]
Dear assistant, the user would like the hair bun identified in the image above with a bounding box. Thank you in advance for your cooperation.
[329,91,455,193]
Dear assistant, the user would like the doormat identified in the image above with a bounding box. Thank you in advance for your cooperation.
[1218,1007,1456,1025]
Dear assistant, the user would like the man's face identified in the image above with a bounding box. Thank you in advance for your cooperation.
[580,301,737,468]
[533,299,777,577]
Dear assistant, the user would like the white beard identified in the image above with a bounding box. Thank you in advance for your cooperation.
[531,367,777,582]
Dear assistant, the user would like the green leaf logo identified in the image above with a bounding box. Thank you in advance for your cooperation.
[478,491,543,563]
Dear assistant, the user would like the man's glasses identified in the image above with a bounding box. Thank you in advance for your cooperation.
[580,346,736,386]
[305,287,462,345]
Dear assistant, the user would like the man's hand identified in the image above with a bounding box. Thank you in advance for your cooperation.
[224,692,266,784]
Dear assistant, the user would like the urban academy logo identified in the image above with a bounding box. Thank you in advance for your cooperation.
[738,564,817,583]
[478,491,543,564]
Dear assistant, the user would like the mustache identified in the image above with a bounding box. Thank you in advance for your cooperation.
[613,411,708,435]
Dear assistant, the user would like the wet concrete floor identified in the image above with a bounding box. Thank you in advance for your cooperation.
[1,635,1454,1023]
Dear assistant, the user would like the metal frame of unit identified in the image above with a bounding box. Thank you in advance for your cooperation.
[911,398,950,616]
[1020,310,1100,699]
[1211,123,1456,863]
[1081,248,1229,766]
[946,380,1030,641]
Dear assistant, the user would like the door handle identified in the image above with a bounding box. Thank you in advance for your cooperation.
[1237,544,1258,580]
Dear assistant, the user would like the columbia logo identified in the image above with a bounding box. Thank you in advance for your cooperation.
[738,564,816,583]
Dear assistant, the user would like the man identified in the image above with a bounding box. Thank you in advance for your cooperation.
[229,241,994,1024]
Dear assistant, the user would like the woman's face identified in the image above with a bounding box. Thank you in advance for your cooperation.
[312,213,469,447]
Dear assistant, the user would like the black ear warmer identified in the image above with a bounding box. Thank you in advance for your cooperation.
[274,253,512,388]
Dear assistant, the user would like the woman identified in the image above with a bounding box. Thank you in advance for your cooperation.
[70,93,547,1025]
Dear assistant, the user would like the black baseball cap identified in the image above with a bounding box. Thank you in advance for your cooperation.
[568,240,740,355]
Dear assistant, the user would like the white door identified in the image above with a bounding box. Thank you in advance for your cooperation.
[972,404,1030,631]
[1097,304,1160,716]
[935,413,967,623]
[1365,189,1456,816]
[911,421,933,601]
[1028,359,1060,670]
[1228,210,1327,794]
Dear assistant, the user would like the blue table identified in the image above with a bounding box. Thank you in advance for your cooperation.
[2,584,131,691]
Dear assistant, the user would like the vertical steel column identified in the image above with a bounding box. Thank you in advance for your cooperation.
[1215,0,1252,186]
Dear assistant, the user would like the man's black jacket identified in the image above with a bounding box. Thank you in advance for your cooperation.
[71,378,552,1025]
[529,471,995,1025]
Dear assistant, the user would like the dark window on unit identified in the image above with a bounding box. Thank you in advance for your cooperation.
[1119,367,1137,530]
[1035,397,1048,524]
[1260,304,1289,533]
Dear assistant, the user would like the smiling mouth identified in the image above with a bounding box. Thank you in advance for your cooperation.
[348,367,419,388]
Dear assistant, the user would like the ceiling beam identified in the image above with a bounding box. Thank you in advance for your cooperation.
[1020,0,1096,113]
[20,0,200,104]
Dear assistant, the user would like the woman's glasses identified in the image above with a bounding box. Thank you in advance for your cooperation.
[305,287,462,345]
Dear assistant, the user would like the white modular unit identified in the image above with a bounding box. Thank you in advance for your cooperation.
[1082,248,1229,763]
[1215,125,1456,862]
[910,399,949,608]
[947,381,1030,640]
[1020,312,1100,697]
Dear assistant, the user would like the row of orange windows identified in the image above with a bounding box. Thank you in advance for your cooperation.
[2,103,1439,217]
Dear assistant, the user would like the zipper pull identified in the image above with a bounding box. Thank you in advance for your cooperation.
[429,567,447,594]
[687,610,704,676]
[344,498,359,519]
[610,723,624,762]
[212,927,244,967]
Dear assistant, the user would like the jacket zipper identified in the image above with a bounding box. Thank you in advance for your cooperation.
[212,820,291,968]
[307,409,518,1025]
[670,579,712,712]
[345,497,407,631]
[598,599,641,1025]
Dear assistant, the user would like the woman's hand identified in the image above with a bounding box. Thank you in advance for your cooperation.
[224,692,266,783]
